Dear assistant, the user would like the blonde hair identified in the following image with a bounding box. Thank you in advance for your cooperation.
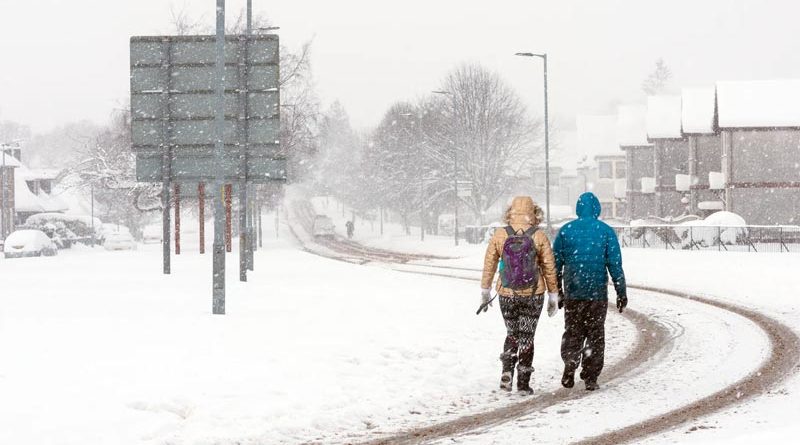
[503,197,544,226]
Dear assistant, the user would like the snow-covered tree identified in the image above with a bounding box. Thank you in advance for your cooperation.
[642,58,672,96]
[433,63,542,223]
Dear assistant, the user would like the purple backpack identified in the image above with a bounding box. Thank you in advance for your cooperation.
[500,226,539,290]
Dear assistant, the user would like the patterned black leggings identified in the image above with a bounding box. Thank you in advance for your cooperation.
[499,294,544,377]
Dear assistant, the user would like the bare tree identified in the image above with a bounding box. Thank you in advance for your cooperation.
[435,63,542,222]
[169,2,206,35]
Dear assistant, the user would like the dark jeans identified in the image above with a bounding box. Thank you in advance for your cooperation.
[561,299,608,382]
[499,294,544,384]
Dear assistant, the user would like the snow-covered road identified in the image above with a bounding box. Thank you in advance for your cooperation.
[1,213,797,444]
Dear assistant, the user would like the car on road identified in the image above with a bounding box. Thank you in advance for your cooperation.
[312,215,335,239]
[103,231,137,251]
[3,229,59,259]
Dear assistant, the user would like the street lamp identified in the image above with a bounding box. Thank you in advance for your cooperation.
[399,112,427,242]
[432,89,459,246]
[515,52,552,233]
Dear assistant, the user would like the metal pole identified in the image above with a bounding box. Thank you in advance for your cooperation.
[420,181,425,242]
[543,54,551,233]
[238,0,253,280]
[199,182,205,254]
[174,182,181,255]
[161,36,173,275]
[225,184,233,252]
[212,0,227,315]
[91,183,95,247]
[1,149,5,240]
[454,150,459,246]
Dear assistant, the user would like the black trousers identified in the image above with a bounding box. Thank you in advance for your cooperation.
[499,294,544,384]
[561,299,608,382]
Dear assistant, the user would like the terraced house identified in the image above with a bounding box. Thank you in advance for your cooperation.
[622,79,800,225]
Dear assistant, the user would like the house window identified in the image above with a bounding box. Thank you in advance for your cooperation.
[598,161,613,179]
[615,161,626,179]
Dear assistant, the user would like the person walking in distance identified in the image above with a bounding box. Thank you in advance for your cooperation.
[553,192,627,391]
[480,196,560,395]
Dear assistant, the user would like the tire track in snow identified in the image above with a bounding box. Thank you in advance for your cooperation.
[573,286,800,445]
[288,202,800,444]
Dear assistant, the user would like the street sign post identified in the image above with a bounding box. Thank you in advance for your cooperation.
[130,16,283,314]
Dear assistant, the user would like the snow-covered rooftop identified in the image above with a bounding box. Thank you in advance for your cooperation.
[1,152,21,168]
[646,95,683,139]
[576,115,622,158]
[681,87,716,134]
[13,171,47,213]
[20,168,61,181]
[616,104,651,147]
[716,79,800,128]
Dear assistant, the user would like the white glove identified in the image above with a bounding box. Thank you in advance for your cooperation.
[480,288,493,312]
[547,292,559,317]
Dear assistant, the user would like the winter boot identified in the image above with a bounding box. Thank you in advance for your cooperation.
[500,371,513,391]
[584,379,599,391]
[516,366,534,395]
[561,367,575,388]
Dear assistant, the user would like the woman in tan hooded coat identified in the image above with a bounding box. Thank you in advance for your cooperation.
[481,196,560,394]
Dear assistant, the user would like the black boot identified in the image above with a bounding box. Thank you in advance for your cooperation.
[561,367,575,388]
[499,351,517,392]
[500,371,513,391]
[584,379,599,391]
[516,366,534,395]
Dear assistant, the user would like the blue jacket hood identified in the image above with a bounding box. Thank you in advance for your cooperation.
[576,192,602,219]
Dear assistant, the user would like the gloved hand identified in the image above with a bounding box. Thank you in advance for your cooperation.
[557,290,565,309]
[547,292,559,317]
[480,288,493,312]
[616,294,628,313]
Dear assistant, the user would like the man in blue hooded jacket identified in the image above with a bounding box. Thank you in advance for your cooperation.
[552,192,627,391]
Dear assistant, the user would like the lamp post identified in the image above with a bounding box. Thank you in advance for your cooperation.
[432,90,459,246]
[515,52,551,233]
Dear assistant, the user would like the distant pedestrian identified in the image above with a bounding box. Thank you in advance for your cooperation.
[480,196,560,395]
[552,192,627,391]
[345,220,354,239]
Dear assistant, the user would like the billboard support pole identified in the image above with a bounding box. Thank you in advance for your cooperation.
[174,182,181,255]
[161,36,173,274]
[199,182,205,254]
[212,0,227,315]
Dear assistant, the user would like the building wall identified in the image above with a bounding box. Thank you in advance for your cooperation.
[655,139,689,217]
[692,134,723,213]
[628,193,655,220]
[0,167,15,238]
[625,146,655,220]
[726,129,800,225]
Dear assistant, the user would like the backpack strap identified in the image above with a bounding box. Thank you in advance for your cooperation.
[523,227,538,238]
[504,226,516,237]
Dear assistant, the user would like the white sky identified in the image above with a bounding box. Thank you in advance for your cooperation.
[1,0,799,134]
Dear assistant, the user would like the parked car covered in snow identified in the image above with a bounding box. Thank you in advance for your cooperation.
[103,231,137,251]
[23,213,102,247]
[312,215,335,239]
[3,229,59,259]
[142,224,162,244]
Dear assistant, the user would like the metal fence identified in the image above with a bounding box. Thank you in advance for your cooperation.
[613,225,800,253]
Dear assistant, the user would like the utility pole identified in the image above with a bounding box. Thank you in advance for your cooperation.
[90,182,95,247]
[515,52,552,233]
[212,0,227,315]
[431,90,459,246]
[238,0,252,282]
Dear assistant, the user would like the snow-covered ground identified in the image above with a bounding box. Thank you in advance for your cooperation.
[0,215,634,445]
[2,206,798,444]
